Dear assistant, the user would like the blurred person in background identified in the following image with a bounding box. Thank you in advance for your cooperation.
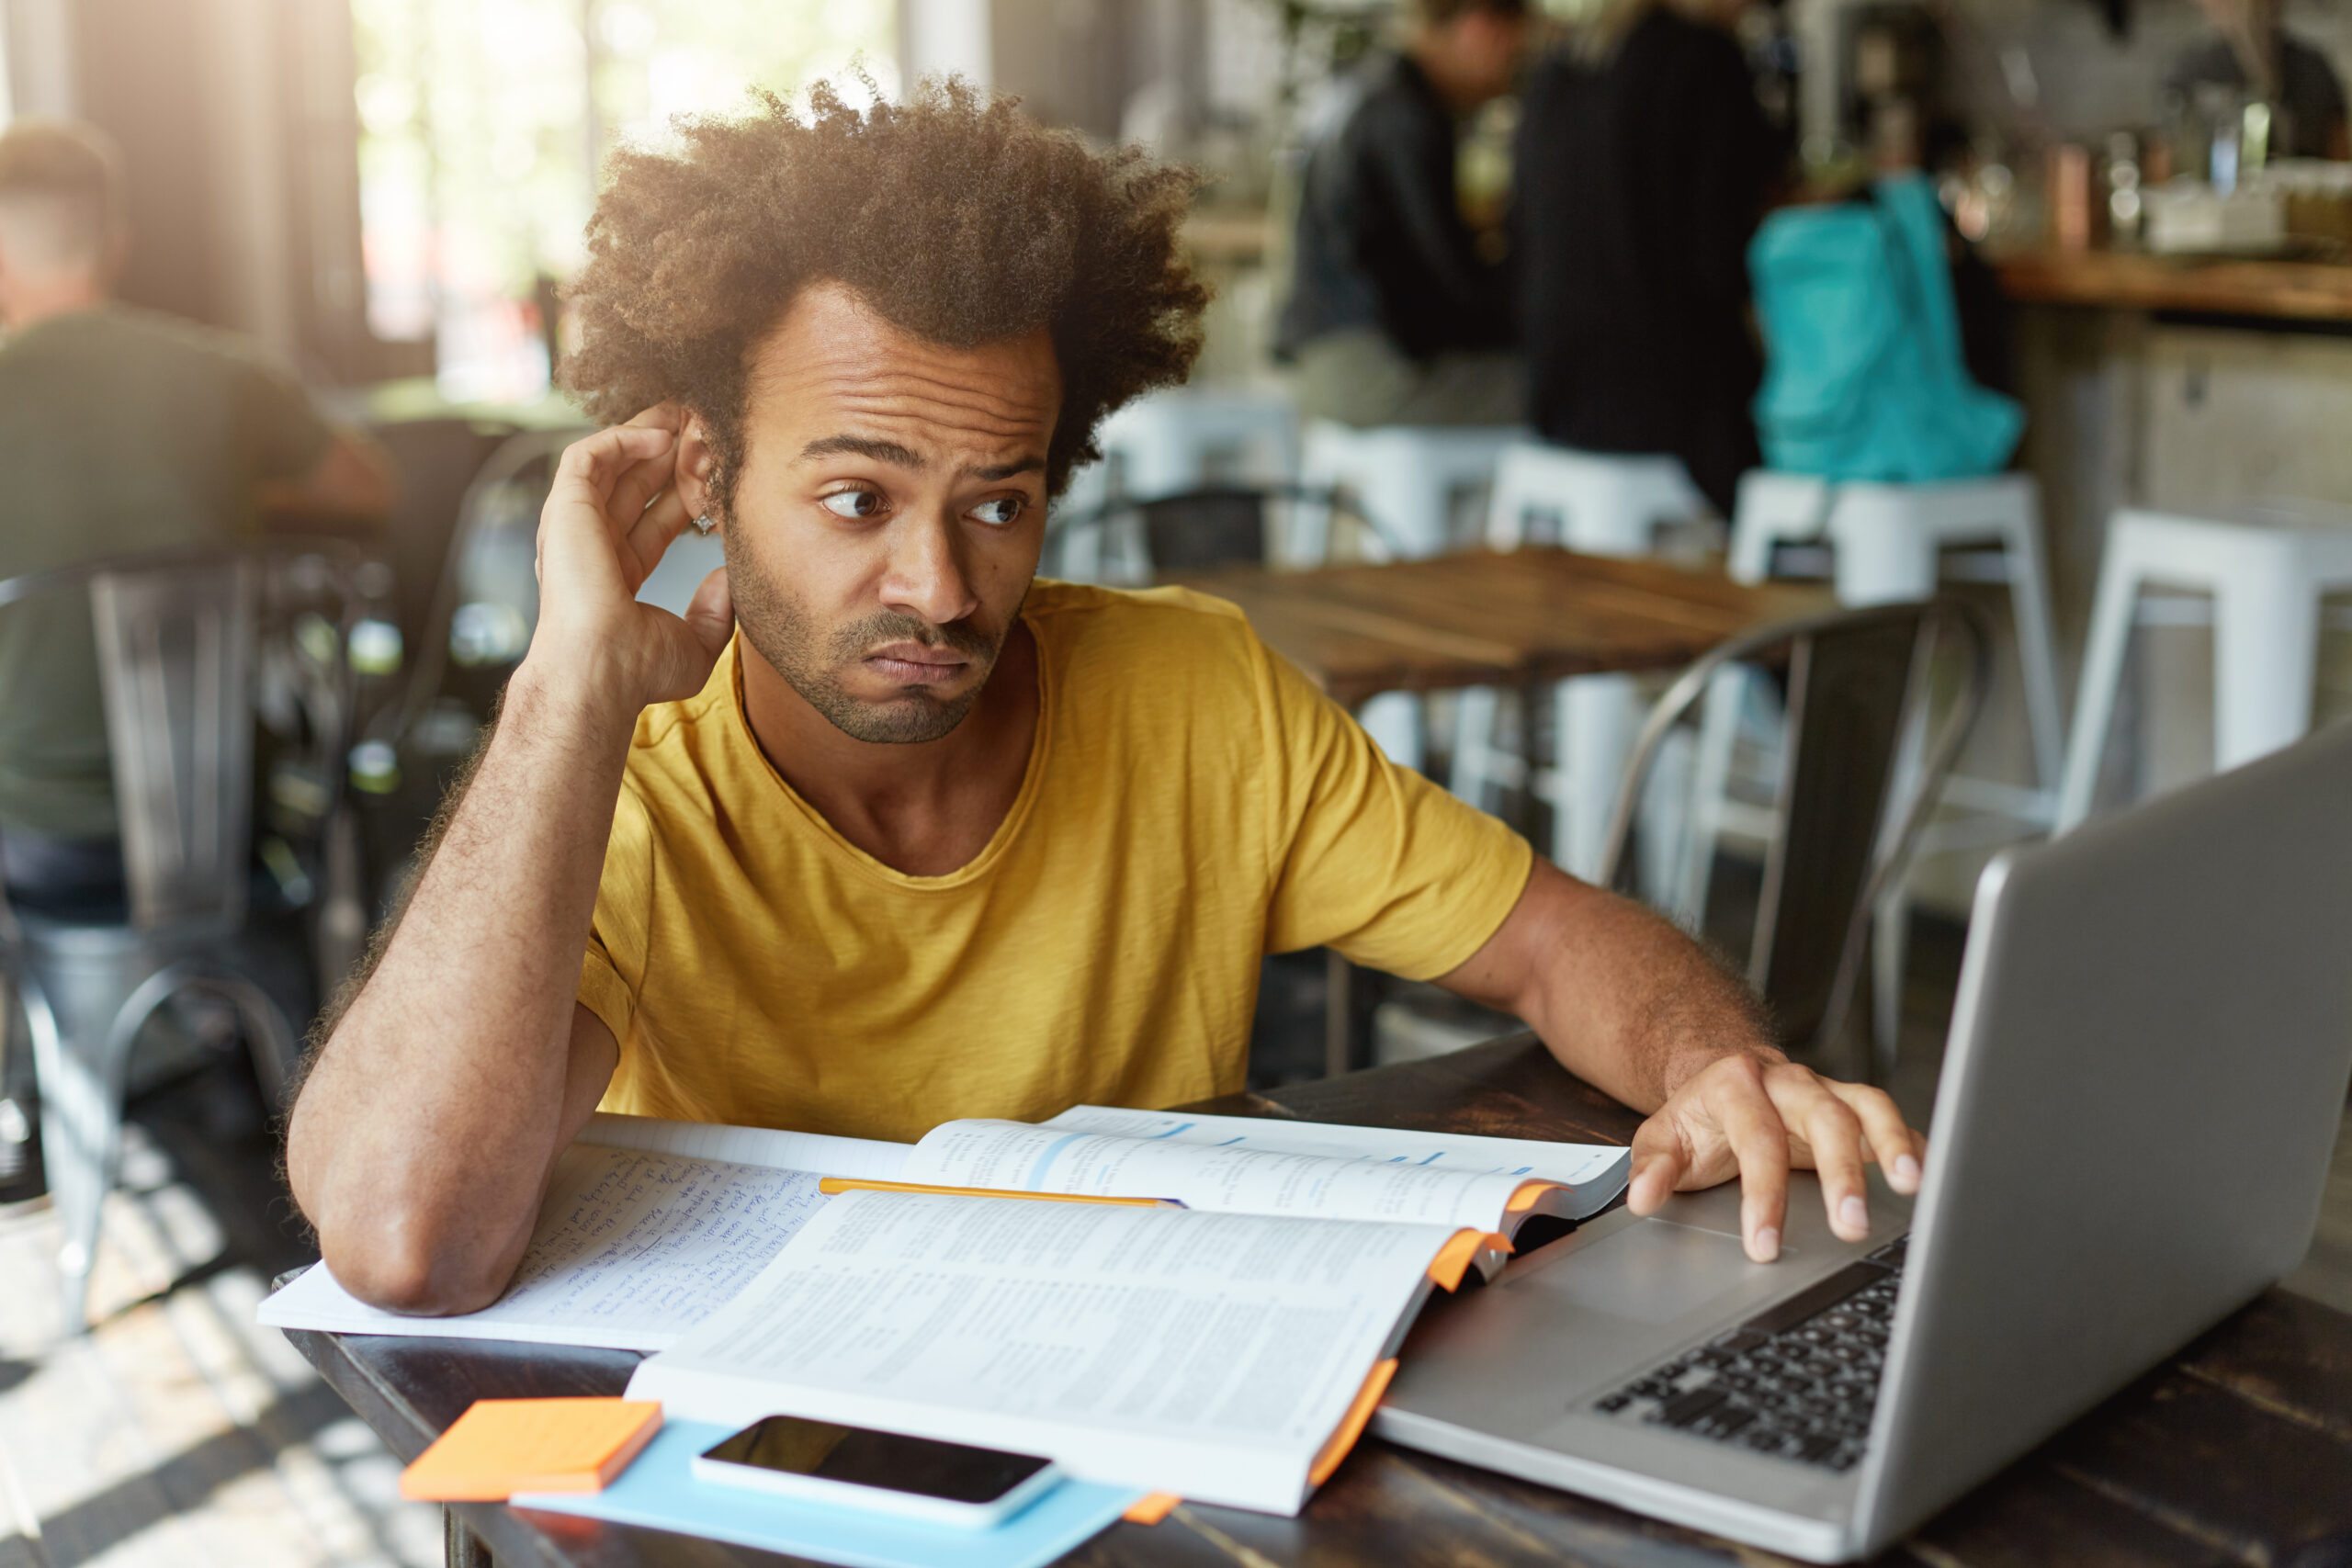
[1275,0,1531,427]
[2168,0,2348,161]
[1512,0,1779,514]
[0,118,392,918]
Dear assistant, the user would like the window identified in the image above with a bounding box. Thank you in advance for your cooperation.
[352,0,895,402]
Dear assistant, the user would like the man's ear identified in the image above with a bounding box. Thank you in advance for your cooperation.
[676,414,721,529]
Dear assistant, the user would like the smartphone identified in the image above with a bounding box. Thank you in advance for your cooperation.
[690,1415,1062,1528]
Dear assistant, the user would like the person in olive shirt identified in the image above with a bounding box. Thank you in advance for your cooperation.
[0,118,391,914]
[1275,0,1530,427]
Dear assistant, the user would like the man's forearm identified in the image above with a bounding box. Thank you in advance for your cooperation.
[1454,860,1779,1114]
[286,662,633,1309]
[1528,890,1781,1112]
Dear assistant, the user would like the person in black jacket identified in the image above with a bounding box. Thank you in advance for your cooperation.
[2168,0,2348,161]
[1276,0,1530,427]
[1513,0,1779,514]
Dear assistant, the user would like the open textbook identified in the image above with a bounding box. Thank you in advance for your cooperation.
[261,1107,1627,1352]
[263,1106,1628,1506]
[630,1190,1478,1514]
[257,1109,1627,1514]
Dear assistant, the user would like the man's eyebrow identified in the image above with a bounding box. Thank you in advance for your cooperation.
[969,455,1046,483]
[794,437,1043,483]
[797,434,924,468]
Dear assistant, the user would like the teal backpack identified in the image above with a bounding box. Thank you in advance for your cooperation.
[1749,175,2023,482]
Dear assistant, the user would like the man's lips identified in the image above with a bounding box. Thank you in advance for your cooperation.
[863,642,970,686]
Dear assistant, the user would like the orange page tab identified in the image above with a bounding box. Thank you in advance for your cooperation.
[1122,1492,1182,1525]
[1307,1359,1398,1488]
[401,1398,662,1502]
[1426,1227,1495,1292]
[1507,1179,1566,1213]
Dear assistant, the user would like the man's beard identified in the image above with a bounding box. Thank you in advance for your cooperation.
[724,526,1011,745]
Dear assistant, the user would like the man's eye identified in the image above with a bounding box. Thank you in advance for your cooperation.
[820,489,884,519]
[967,497,1024,526]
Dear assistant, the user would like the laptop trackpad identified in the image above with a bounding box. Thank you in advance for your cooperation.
[1544,1220,1757,1323]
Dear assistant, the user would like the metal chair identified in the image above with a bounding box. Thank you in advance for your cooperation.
[1595,600,1992,1076]
[379,425,590,747]
[368,416,521,677]
[1043,482,1401,585]
[342,429,587,932]
[0,545,351,1326]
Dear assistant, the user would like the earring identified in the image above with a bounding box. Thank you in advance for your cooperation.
[693,513,715,536]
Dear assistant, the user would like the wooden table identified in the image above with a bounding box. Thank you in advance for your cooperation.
[284,1035,2352,1568]
[1180,547,1830,713]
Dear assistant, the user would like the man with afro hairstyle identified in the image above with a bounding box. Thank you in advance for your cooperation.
[288,81,1922,1316]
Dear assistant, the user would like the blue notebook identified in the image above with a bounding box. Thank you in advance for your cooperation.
[510,1420,1145,1568]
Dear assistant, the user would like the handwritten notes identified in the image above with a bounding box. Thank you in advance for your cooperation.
[259,1145,830,1350]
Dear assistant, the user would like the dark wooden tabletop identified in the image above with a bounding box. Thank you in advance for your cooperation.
[1175,548,1831,711]
[285,1035,2352,1568]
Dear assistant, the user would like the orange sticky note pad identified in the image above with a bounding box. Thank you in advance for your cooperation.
[400,1398,662,1502]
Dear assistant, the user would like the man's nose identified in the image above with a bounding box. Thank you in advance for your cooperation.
[878,512,980,629]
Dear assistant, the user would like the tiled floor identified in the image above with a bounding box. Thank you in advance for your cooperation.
[0,1056,441,1568]
[2,934,2347,1567]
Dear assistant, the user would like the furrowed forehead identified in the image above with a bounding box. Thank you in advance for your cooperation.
[742,283,1060,463]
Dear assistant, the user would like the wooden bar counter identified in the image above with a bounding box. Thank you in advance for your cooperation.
[1993,247,2352,323]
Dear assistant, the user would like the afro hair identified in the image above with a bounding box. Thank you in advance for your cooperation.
[560,76,1210,508]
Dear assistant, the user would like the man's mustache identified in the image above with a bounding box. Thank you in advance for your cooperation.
[832,613,997,662]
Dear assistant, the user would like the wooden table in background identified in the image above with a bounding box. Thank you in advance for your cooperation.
[1179,547,1830,713]
[284,1035,2352,1568]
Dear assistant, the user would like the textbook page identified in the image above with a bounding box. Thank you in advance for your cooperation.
[259,1143,831,1350]
[628,1190,1463,1513]
[901,1107,1630,1229]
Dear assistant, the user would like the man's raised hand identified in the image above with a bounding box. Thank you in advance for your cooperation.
[529,405,733,711]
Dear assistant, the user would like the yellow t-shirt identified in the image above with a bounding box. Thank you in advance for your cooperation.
[578,581,1532,1143]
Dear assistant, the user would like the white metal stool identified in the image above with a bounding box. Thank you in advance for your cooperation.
[1300,421,1520,769]
[1683,470,2065,1053]
[1299,421,1519,559]
[2057,505,2352,830]
[1450,442,1712,878]
[1066,389,1304,582]
[1099,387,1302,500]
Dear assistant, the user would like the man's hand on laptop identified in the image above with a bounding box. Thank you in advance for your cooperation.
[1627,1050,1926,1265]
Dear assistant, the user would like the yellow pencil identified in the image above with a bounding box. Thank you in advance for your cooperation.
[817,1178,1182,1208]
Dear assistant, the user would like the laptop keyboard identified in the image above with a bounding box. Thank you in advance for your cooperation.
[1590,1235,1907,1472]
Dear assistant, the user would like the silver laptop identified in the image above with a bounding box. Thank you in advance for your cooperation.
[1377,719,2352,1562]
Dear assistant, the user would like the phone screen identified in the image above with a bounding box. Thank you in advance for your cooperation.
[699,1416,1053,1505]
